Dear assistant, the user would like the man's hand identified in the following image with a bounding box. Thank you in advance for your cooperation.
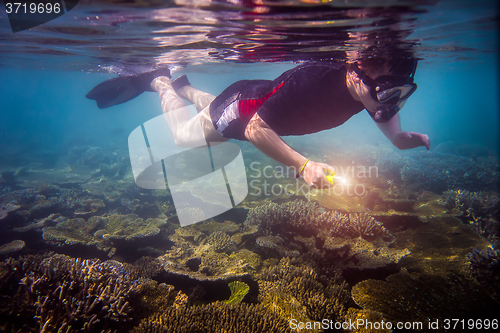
[302,160,336,188]
[393,131,431,150]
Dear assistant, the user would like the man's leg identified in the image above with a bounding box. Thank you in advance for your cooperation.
[176,85,216,112]
[151,76,226,146]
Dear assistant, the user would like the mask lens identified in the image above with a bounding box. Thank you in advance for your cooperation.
[376,83,416,103]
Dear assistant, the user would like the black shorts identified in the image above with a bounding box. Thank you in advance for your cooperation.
[209,79,279,140]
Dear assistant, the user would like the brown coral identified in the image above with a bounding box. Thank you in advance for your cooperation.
[0,253,137,332]
[258,258,351,325]
[130,302,292,333]
[122,256,163,280]
[206,231,234,253]
[351,270,499,323]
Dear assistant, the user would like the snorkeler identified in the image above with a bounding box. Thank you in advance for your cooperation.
[86,57,430,188]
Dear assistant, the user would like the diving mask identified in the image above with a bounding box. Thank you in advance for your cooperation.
[353,61,417,122]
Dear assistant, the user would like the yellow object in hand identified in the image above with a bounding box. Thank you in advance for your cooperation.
[325,170,348,185]
[325,170,336,184]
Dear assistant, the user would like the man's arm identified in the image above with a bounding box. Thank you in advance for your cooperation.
[245,113,334,187]
[376,113,431,150]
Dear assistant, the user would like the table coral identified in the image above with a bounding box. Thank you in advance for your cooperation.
[0,240,25,255]
[0,202,20,220]
[41,214,167,257]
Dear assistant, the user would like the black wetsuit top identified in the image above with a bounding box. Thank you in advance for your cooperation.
[209,62,365,140]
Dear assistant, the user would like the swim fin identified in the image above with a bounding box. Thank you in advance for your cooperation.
[171,74,191,91]
[86,68,171,109]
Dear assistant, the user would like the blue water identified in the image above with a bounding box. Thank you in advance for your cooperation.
[0,57,497,169]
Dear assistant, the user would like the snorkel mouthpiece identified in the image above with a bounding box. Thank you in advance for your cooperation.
[370,104,400,123]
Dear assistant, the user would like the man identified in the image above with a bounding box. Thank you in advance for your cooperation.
[87,57,430,188]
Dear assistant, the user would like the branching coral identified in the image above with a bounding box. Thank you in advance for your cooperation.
[258,258,351,325]
[243,200,396,263]
[466,247,500,300]
[206,231,234,253]
[244,200,322,236]
[442,190,499,218]
[245,200,392,240]
[130,302,292,333]
[348,212,393,240]
[123,256,164,281]
[442,190,499,242]
[351,269,499,323]
[0,253,138,332]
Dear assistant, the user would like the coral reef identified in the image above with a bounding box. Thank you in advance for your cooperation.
[42,216,102,247]
[347,212,393,240]
[98,214,166,242]
[344,308,392,333]
[244,200,321,236]
[466,247,500,300]
[41,214,167,257]
[245,200,393,241]
[66,146,129,178]
[323,237,410,269]
[130,302,292,333]
[258,258,352,327]
[0,240,25,255]
[2,142,498,332]
[135,280,177,314]
[375,150,500,194]
[442,189,499,242]
[243,200,403,269]
[122,256,164,281]
[0,253,138,332]
[351,269,499,323]
[157,219,260,281]
[156,246,258,282]
[255,235,300,257]
[13,213,58,232]
[2,184,107,221]
[206,231,234,253]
